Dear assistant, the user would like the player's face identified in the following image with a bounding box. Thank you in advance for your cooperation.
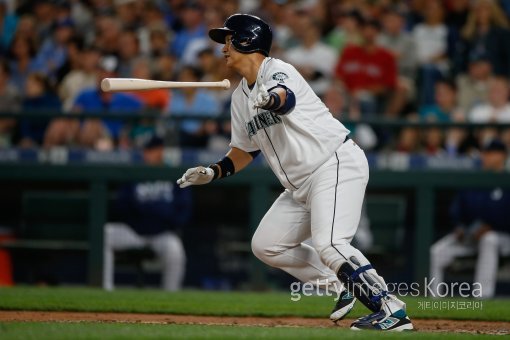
[222,35,242,69]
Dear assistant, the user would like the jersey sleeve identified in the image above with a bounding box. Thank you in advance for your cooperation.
[229,89,260,152]
[262,60,298,92]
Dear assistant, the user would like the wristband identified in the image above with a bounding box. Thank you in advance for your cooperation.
[208,156,235,180]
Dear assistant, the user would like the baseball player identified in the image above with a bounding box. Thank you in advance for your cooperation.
[177,14,413,331]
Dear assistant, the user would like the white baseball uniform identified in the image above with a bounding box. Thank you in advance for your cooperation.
[231,57,388,294]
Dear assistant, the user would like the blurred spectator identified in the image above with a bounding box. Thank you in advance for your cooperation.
[32,17,75,82]
[103,135,192,291]
[92,15,122,55]
[58,46,100,112]
[0,0,18,55]
[114,0,140,30]
[334,18,398,117]
[45,56,143,149]
[166,66,220,148]
[284,14,337,96]
[116,29,141,78]
[127,57,170,148]
[171,2,207,59]
[469,76,510,123]
[32,0,56,46]
[19,73,60,147]
[419,80,467,155]
[147,26,171,59]
[430,139,510,298]
[7,34,37,93]
[0,59,20,147]
[456,52,492,114]
[458,0,510,77]
[412,0,449,105]
[378,8,417,80]
[325,8,363,53]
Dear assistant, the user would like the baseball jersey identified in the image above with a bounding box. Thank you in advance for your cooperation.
[230,57,350,191]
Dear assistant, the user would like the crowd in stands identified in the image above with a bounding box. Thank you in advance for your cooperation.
[1,0,510,156]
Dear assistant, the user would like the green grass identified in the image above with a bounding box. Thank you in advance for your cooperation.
[0,322,497,340]
[0,287,508,321]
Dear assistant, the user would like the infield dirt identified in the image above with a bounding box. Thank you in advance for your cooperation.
[0,311,508,335]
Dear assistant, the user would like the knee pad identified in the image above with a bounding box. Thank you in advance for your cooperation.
[337,256,388,312]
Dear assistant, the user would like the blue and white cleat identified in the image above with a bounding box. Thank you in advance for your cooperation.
[330,291,356,323]
[350,308,414,331]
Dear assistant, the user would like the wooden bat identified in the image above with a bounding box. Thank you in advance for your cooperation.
[101,78,231,92]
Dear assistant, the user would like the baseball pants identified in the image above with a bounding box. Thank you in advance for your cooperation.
[103,223,186,291]
[430,231,510,298]
[251,140,386,292]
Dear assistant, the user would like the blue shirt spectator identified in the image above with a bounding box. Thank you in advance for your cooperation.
[169,89,220,134]
[20,73,61,146]
[73,88,143,139]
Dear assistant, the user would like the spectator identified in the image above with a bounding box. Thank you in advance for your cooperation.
[469,76,510,123]
[430,139,510,298]
[412,0,449,105]
[458,0,510,77]
[419,80,459,123]
[19,73,60,147]
[92,15,123,55]
[378,8,417,80]
[0,0,18,55]
[166,66,220,148]
[0,59,21,147]
[7,34,37,93]
[456,52,492,114]
[114,0,140,30]
[116,29,141,78]
[103,135,192,291]
[45,56,143,149]
[171,2,207,59]
[325,8,363,53]
[334,18,398,117]
[32,17,75,82]
[58,46,100,112]
[127,57,171,148]
[284,14,337,96]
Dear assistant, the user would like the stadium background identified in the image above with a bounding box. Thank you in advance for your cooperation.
[0,0,509,337]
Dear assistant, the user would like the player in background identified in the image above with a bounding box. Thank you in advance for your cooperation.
[177,14,413,331]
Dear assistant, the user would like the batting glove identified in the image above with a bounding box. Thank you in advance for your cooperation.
[177,166,215,188]
[253,82,270,109]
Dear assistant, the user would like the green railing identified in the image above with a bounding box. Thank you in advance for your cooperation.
[0,163,509,287]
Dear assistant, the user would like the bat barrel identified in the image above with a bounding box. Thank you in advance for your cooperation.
[101,78,230,92]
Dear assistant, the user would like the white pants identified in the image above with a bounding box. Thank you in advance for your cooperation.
[251,140,384,293]
[430,231,510,298]
[103,223,186,291]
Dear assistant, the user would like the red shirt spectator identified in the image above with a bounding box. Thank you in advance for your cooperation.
[335,44,397,94]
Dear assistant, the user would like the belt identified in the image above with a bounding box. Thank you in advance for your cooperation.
[343,135,350,143]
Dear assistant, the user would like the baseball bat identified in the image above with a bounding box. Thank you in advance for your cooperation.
[101,78,231,92]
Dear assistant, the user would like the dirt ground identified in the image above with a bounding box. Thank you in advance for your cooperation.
[0,311,508,335]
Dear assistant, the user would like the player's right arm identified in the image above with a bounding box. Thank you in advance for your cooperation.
[176,147,258,188]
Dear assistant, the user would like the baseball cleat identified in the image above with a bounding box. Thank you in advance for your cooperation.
[350,308,414,331]
[330,290,356,323]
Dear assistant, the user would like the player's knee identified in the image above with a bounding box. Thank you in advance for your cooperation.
[430,241,444,260]
[479,231,498,248]
[157,235,185,265]
[251,234,281,265]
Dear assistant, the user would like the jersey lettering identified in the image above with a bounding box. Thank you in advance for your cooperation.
[246,110,282,138]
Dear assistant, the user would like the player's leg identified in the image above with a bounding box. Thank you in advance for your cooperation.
[103,222,146,291]
[252,189,343,293]
[150,232,186,291]
[310,140,412,331]
[475,231,507,298]
[429,233,475,296]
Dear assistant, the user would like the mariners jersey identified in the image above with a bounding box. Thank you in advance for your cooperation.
[230,57,350,190]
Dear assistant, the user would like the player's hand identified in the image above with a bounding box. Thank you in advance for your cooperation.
[176,166,214,188]
[253,81,270,109]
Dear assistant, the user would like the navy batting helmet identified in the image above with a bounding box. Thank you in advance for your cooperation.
[209,14,272,56]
